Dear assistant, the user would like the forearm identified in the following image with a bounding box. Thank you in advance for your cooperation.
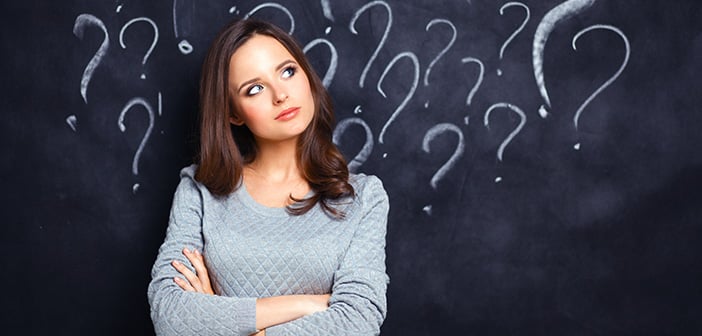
[255,294,329,331]
[152,260,327,335]
[149,284,258,336]
[264,274,388,336]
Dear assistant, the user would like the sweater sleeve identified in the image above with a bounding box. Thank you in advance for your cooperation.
[265,175,390,336]
[147,167,258,336]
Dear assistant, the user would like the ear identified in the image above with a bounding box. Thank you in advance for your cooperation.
[229,115,245,126]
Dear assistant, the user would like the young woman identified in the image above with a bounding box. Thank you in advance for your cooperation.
[147,19,390,336]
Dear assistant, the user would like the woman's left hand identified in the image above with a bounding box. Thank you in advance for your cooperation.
[171,247,215,295]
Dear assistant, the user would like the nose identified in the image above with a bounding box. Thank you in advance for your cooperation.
[272,86,288,105]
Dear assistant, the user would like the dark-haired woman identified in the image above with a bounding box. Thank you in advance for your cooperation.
[147,19,389,336]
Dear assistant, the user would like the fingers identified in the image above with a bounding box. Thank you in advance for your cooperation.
[183,248,214,294]
[172,260,196,292]
[171,248,215,295]
[184,248,208,280]
[171,248,202,292]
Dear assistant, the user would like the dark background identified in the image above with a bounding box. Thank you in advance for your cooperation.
[2,0,702,335]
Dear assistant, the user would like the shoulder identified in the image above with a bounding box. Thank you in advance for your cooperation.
[179,163,198,181]
[172,164,229,212]
[349,173,388,207]
[173,164,207,200]
[349,173,384,192]
[343,174,389,234]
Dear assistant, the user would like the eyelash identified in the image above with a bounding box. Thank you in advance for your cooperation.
[245,65,297,96]
[246,84,263,96]
[282,65,296,78]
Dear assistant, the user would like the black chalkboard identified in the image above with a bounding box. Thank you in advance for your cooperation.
[3,0,702,334]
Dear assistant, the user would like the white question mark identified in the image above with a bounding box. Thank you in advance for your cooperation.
[461,57,485,108]
[423,18,457,86]
[571,25,630,134]
[376,51,420,145]
[73,13,109,104]
[172,0,194,54]
[533,0,597,118]
[497,2,530,76]
[303,38,338,88]
[422,18,456,108]
[421,123,465,215]
[119,17,159,80]
[349,0,392,88]
[244,3,295,34]
[423,123,466,189]
[321,0,334,21]
[118,97,156,193]
[333,117,374,173]
[484,102,526,182]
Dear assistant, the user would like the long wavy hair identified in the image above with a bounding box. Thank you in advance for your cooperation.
[195,18,354,218]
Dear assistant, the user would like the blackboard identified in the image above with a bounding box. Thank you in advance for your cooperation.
[3,0,702,334]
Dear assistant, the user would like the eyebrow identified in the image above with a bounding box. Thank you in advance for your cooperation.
[236,59,296,94]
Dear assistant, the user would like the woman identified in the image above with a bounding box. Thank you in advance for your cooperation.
[147,19,390,336]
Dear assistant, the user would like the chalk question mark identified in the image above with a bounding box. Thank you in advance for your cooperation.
[244,3,295,34]
[303,38,338,88]
[497,2,530,76]
[484,103,526,182]
[333,117,374,173]
[461,57,485,110]
[571,25,630,137]
[423,19,456,87]
[73,14,109,105]
[376,52,420,145]
[118,97,156,193]
[423,123,466,190]
[421,123,465,215]
[321,0,335,21]
[533,0,597,118]
[422,18,456,108]
[173,0,194,54]
[350,1,393,88]
[119,17,159,80]
[459,57,485,126]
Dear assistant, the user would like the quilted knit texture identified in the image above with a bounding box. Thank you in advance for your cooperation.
[147,165,390,335]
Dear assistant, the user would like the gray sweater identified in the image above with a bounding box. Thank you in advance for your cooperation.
[147,165,389,335]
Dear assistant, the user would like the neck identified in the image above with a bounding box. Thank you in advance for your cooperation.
[248,137,302,183]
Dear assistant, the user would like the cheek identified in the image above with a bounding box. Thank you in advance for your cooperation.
[296,79,314,105]
[236,100,264,122]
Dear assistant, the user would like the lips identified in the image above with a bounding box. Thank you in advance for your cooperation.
[275,107,300,121]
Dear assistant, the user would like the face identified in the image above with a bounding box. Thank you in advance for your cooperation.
[228,34,315,144]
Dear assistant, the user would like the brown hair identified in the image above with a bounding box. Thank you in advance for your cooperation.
[195,18,354,218]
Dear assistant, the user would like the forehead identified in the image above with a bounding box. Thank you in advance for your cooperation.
[228,34,295,81]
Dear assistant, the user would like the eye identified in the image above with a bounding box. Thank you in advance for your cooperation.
[246,84,263,96]
[281,65,296,79]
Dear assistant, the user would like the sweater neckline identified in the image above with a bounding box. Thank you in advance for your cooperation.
[236,182,314,218]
